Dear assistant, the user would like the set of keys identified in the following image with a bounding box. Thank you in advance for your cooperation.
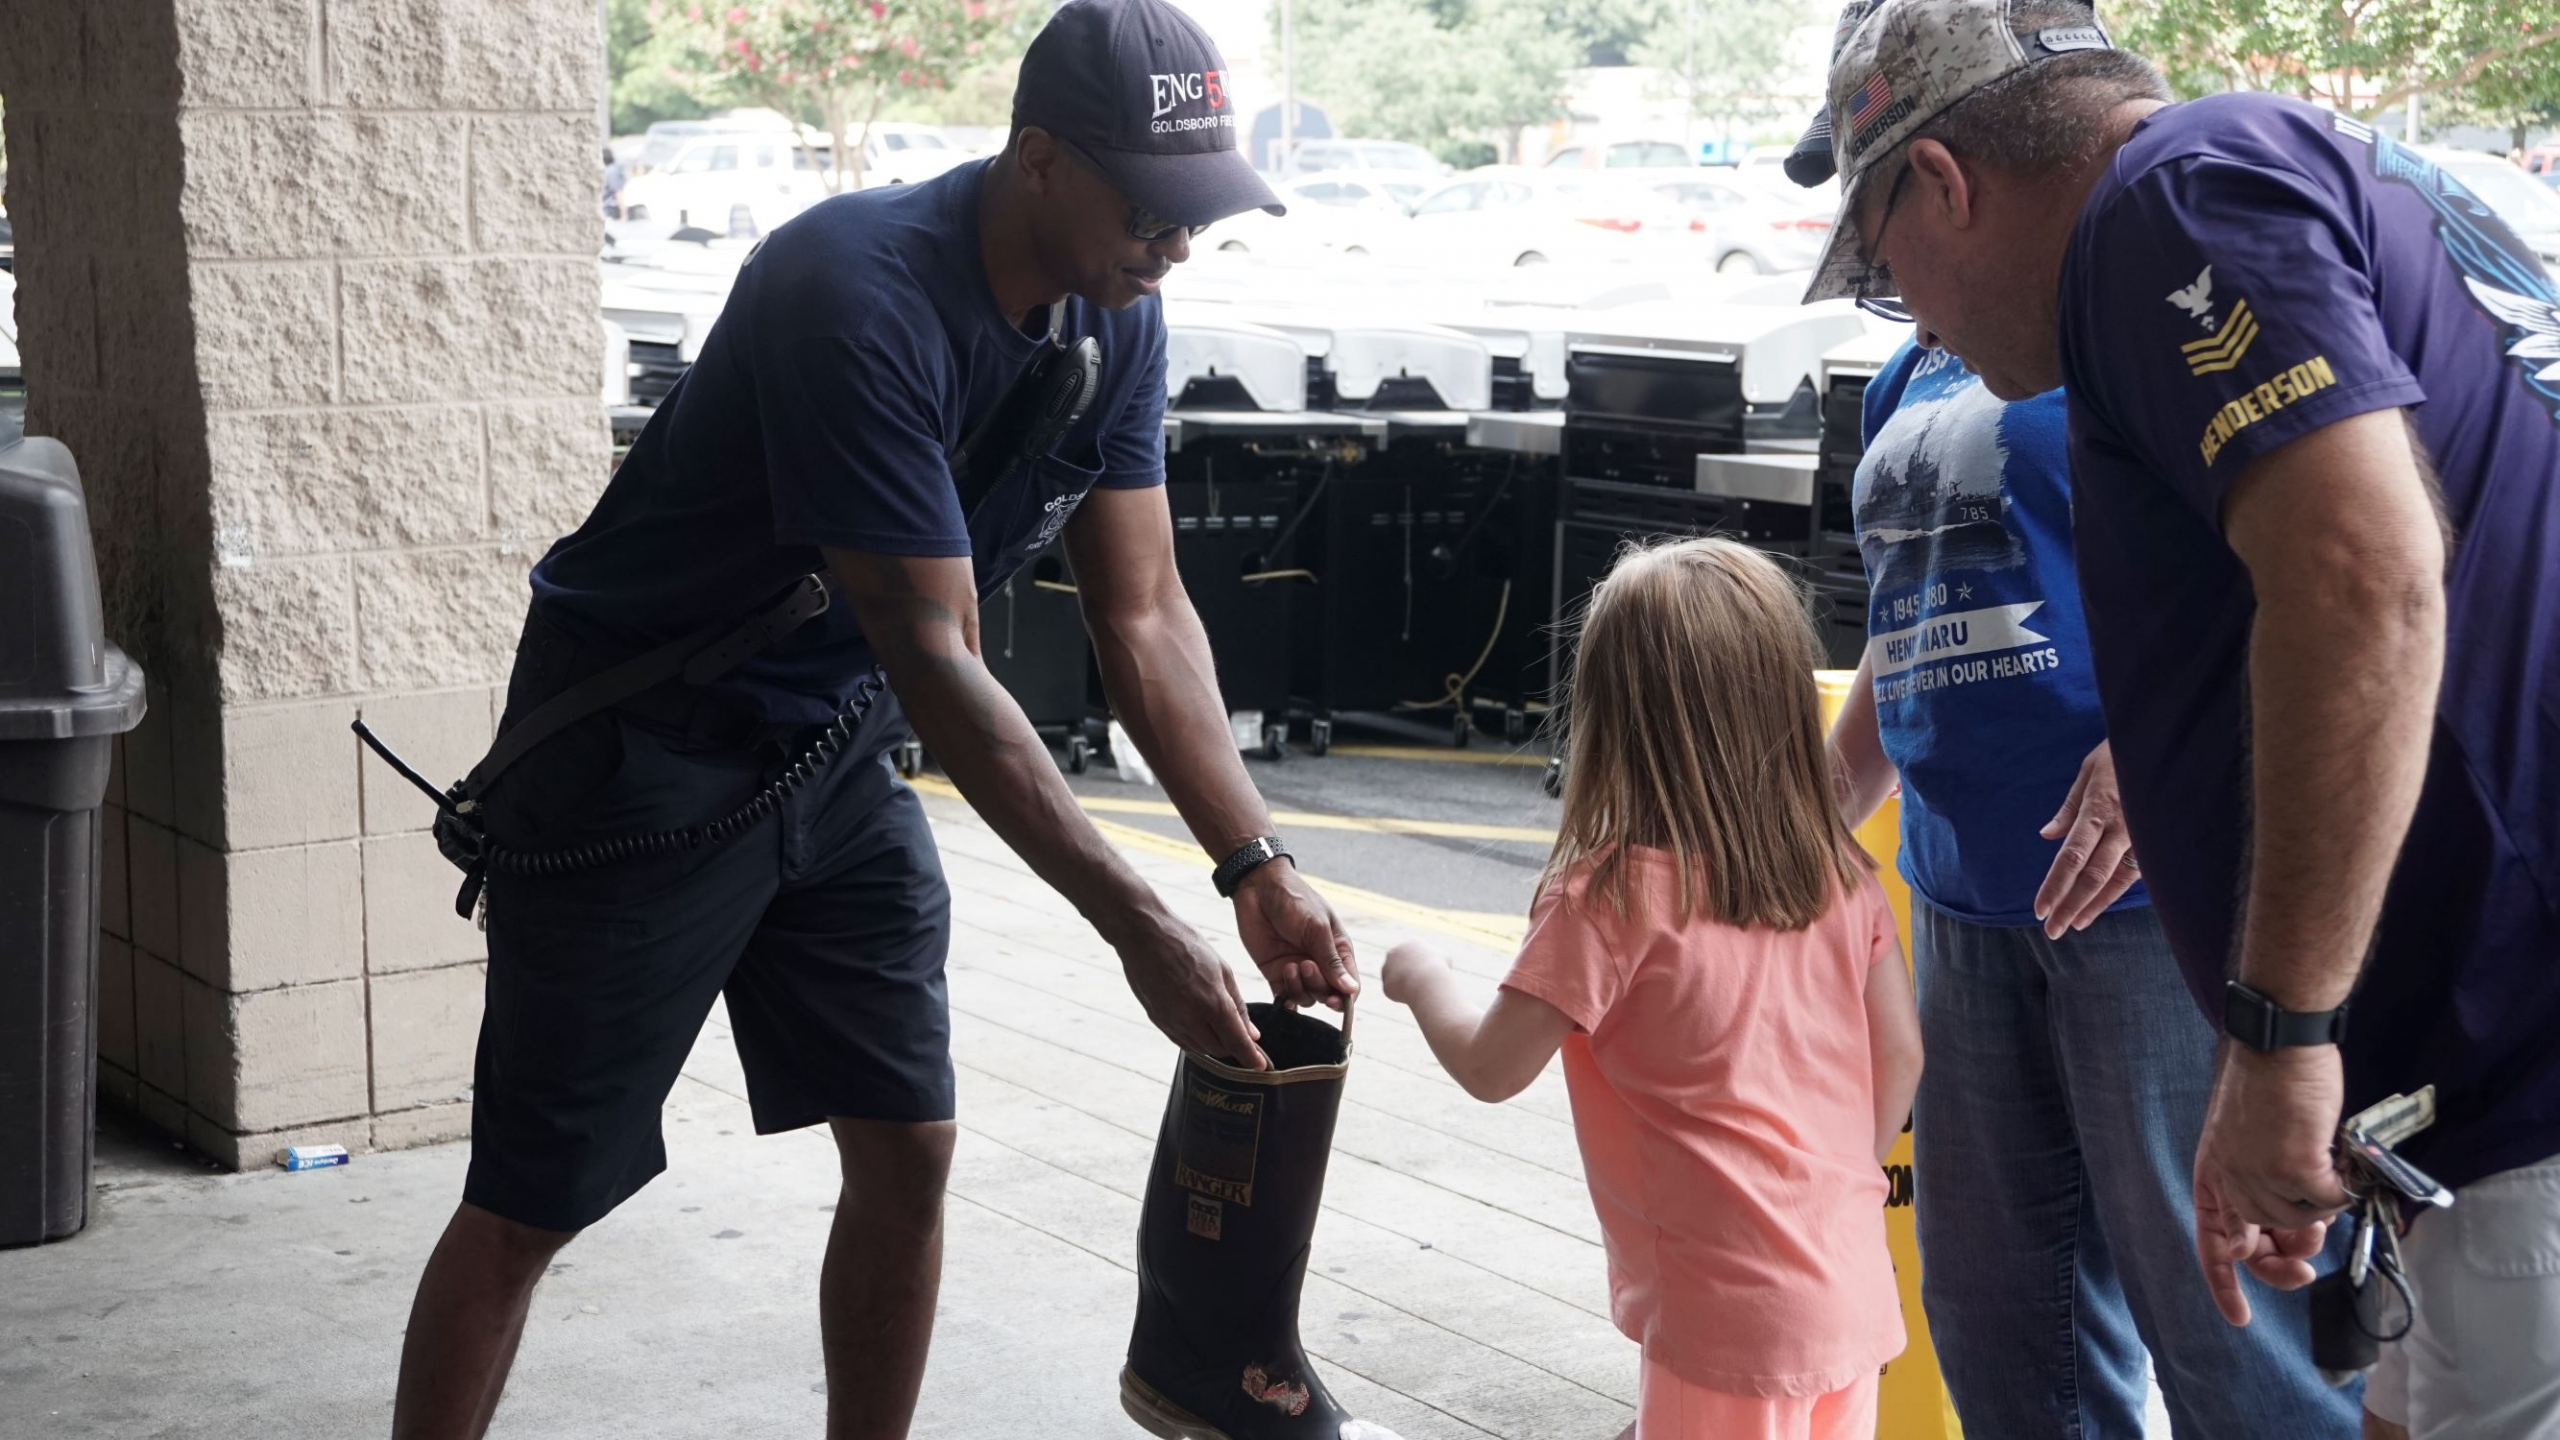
[2309,1087,2455,1385]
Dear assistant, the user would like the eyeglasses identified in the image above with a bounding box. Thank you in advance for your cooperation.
[1852,162,1913,324]
[1056,137,1209,244]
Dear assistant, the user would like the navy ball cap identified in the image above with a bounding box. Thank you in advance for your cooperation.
[1012,0,1284,226]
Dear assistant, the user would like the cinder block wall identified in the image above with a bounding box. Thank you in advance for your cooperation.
[0,0,608,1168]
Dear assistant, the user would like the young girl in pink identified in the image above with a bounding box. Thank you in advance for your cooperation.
[1379,536,1923,1440]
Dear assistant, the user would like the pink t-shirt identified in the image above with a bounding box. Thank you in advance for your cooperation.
[1501,852,1906,1399]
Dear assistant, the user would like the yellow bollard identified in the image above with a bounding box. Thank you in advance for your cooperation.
[1817,671,1964,1440]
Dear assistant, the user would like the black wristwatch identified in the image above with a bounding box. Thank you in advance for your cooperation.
[2223,980,2349,1053]
[1212,837,1291,899]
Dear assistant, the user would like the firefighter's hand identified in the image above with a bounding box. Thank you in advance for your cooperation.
[1233,860,1361,1011]
[1116,907,1268,1069]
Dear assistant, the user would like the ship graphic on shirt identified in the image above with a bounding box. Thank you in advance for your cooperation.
[1854,358,2028,586]
[1854,350,2064,693]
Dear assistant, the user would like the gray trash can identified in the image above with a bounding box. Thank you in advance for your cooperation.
[0,436,148,1247]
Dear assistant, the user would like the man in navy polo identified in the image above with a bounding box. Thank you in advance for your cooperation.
[390,3,1361,1436]
[1805,1,2560,1434]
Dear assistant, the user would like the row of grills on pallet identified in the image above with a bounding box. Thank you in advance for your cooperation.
[980,285,1909,772]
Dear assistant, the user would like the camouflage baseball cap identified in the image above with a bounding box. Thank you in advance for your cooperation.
[1801,0,2114,304]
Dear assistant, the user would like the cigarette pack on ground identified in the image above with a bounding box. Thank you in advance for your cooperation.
[277,1144,350,1172]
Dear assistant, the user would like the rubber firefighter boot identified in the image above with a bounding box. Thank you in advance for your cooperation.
[1120,1002,1401,1440]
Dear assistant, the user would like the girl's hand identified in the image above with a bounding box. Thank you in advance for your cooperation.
[1380,941,1449,1004]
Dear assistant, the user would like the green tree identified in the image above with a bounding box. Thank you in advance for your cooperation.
[609,0,717,135]
[1417,0,1658,65]
[672,0,1022,188]
[1292,0,1577,160]
[2110,0,2560,122]
[1632,0,1813,135]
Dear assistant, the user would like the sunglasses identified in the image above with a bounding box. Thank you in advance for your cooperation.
[1056,138,1210,244]
[1125,204,1210,245]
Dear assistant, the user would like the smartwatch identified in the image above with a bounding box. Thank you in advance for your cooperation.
[1212,837,1291,899]
[2223,980,2349,1053]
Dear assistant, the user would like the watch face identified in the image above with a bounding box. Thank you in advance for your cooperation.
[2224,982,2277,1052]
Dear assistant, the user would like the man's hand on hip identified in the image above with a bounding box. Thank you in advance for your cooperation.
[2035,739,2143,938]
[2191,1040,2351,1324]
[1233,861,1360,1011]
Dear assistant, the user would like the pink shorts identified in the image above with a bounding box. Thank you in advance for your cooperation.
[1636,1356,1879,1440]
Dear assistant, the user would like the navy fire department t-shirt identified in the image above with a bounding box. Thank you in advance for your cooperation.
[2059,93,2560,1189]
[531,160,1169,727]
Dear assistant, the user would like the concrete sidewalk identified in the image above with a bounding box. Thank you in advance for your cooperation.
[3,787,1634,1439]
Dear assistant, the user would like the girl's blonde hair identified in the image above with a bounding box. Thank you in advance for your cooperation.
[1541,536,1870,930]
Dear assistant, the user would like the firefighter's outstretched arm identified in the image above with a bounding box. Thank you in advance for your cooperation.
[1065,485,1361,1012]
[825,544,1268,1069]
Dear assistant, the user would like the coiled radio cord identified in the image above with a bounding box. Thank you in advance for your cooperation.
[482,666,888,877]
[356,667,890,916]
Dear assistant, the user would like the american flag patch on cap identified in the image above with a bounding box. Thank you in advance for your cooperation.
[1848,72,1895,132]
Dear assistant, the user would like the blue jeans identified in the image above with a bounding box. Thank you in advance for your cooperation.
[1912,904,2360,1438]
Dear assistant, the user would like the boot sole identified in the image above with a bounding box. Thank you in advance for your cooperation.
[1119,1367,1233,1440]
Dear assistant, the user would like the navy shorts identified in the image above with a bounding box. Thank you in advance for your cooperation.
[462,627,953,1233]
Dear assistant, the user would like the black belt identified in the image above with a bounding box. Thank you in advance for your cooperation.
[456,573,830,813]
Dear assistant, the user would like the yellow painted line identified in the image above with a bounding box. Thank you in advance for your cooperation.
[1323,743,1552,769]
[908,774,1551,843]
[1084,816,1528,952]
[1065,792,1554,845]
[908,774,1528,951]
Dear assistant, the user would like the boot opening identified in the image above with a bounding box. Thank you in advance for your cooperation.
[1240,1002,1348,1071]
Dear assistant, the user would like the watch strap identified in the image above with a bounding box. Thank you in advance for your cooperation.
[2223,980,2349,1052]
[1212,837,1291,899]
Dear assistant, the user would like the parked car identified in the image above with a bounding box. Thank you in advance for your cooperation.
[629,110,804,173]
[2524,144,2560,184]
[2421,146,2560,266]
[1281,139,1447,177]
[1378,169,1709,271]
[1542,138,1695,171]
[1201,172,1418,259]
[1649,172,1835,274]
[616,133,831,235]
[1288,170,1440,213]
[856,123,973,187]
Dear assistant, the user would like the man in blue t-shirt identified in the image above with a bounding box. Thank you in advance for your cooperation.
[1825,336,2355,1435]
[392,3,1363,1434]
[1806,2,2560,1433]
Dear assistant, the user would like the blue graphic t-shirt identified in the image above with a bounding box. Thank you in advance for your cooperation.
[1853,341,2143,927]
[532,160,1169,727]
[2061,93,2560,1190]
